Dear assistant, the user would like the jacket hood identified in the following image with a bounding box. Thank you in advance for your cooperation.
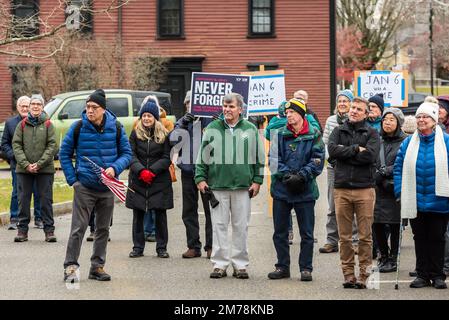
[381,107,406,140]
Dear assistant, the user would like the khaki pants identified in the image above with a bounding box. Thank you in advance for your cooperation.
[334,188,375,277]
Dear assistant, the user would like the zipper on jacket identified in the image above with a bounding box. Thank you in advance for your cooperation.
[145,138,150,213]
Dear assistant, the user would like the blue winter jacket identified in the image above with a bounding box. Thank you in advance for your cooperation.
[0,114,21,168]
[269,123,325,203]
[394,131,449,214]
[59,110,132,191]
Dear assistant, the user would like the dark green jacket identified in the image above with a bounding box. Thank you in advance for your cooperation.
[194,115,264,190]
[12,112,58,174]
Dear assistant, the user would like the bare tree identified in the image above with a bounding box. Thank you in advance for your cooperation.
[337,0,416,69]
[0,0,131,59]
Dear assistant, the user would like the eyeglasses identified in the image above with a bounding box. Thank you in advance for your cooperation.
[86,104,101,111]
[415,115,431,120]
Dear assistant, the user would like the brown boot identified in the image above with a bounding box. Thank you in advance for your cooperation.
[342,274,357,289]
[206,249,212,259]
[14,231,28,242]
[355,273,370,289]
[182,248,201,258]
[45,232,57,242]
[319,243,338,253]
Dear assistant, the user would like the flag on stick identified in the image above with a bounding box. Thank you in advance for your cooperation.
[83,156,132,203]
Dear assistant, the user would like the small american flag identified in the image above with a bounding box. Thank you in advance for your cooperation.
[83,156,129,203]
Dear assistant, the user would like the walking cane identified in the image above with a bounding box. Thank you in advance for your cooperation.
[395,220,404,290]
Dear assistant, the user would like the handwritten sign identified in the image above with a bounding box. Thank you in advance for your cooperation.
[190,72,250,117]
[354,70,408,107]
[243,70,286,115]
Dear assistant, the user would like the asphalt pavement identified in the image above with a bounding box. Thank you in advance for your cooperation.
[0,167,448,300]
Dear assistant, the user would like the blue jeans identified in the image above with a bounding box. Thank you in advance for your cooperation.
[10,167,41,221]
[144,210,156,236]
[273,199,315,272]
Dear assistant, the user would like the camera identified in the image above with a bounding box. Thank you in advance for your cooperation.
[204,187,220,208]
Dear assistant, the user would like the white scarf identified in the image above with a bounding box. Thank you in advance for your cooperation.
[401,125,449,219]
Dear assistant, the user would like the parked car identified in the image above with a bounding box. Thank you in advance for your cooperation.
[0,89,173,160]
[399,92,429,115]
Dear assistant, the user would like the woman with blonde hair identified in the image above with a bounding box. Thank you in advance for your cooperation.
[126,100,173,258]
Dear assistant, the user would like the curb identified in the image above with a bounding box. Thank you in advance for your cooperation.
[0,201,73,226]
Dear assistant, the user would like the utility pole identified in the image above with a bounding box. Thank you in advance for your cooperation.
[429,0,434,95]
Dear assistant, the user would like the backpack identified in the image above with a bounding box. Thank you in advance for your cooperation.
[72,119,122,150]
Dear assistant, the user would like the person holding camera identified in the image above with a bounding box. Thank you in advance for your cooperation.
[170,91,213,259]
[195,93,265,279]
[373,108,406,273]
[267,98,324,282]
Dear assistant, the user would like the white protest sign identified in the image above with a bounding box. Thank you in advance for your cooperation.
[354,70,408,107]
[243,70,286,115]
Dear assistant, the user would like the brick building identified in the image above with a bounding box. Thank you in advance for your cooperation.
[0,0,336,122]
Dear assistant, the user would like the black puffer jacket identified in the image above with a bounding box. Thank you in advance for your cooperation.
[125,129,173,212]
[328,119,380,189]
[374,122,406,224]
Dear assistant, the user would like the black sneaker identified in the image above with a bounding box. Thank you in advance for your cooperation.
[268,268,290,280]
[88,267,111,281]
[129,250,144,258]
[300,270,313,282]
[432,278,447,289]
[157,250,170,258]
[410,277,431,288]
[210,268,227,279]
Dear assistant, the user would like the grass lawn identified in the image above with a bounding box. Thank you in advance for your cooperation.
[0,176,73,213]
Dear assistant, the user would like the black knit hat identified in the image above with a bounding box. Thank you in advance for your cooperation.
[86,89,106,109]
[368,93,384,112]
[139,100,160,120]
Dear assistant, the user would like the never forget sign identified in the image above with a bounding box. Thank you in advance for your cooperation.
[190,72,250,117]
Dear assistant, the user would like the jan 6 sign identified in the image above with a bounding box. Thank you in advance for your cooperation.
[190,72,250,117]
[354,70,408,107]
[243,70,286,116]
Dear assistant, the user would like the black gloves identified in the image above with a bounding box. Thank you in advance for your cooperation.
[282,173,307,193]
[182,113,196,125]
[377,166,387,177]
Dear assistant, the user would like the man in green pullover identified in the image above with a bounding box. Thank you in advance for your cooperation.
[195,93,265,280]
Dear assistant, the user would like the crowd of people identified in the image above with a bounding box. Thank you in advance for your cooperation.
[1,87,449,290]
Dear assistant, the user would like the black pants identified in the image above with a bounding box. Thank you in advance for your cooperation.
[181,172,212,251]
[17,173,54,233]
[132,208,168,253]
[373,223,400,257]
[410,212,449,281]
